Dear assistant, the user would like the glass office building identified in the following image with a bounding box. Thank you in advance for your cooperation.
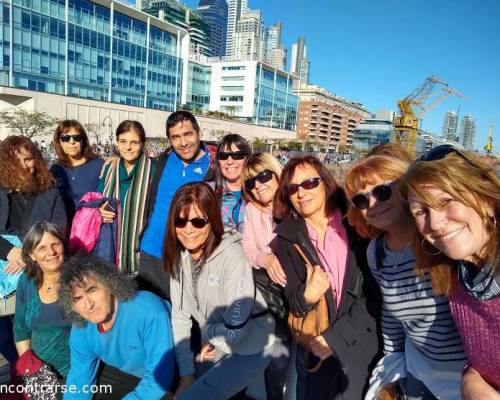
[186,60,210,110]
[0,0,186,111]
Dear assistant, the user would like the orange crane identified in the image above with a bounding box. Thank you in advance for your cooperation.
[392,76,466,154]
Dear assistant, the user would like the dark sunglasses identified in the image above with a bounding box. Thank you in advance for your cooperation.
[244,169,273,191]
[60,134,84,143]
[419,144,467,162]
[217,151,248,161]
[174,217,209,229]
[351,183,393,210]
[287,177,322,195]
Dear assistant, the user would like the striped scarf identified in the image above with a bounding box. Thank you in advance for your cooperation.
[102,154,152,274]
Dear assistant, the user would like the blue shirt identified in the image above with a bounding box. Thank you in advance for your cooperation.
[140,150,210,258]
[65,291,175,400]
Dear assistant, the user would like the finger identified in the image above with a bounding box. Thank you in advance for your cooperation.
[306,263,313,282]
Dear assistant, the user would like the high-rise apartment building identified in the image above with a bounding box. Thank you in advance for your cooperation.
[291,37,310,84]
[442,111,458,141]
[226,0,248,57]
[197,0,228,57]
[265,22,287,70]
[234,10,265,61]
[460,115,476,150]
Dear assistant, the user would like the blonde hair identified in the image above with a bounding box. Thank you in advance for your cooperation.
[241,153,282,207]
[399,152,500,296]
[345,155,410,238]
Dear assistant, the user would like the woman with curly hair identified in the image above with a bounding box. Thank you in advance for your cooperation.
[0,135,66,275]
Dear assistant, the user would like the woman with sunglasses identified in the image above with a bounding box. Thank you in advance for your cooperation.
[345,155,466,400]
[165,182,275,400]
[273,155,381,400]
[51,120,104,222]
[97,120,153,275]
[214,134,251,233]
[400,146,500,400]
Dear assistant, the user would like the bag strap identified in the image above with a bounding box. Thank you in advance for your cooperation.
[375,234,385,270]
[223,284,269,330]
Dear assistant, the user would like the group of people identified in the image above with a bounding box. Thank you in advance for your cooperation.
[0,109,498,400]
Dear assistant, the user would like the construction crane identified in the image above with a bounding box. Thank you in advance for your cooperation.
[392,76,466,154]
[484,121,494,157]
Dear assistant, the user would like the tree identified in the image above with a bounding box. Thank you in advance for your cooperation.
[251,138,267,152]
[0,108,58,139]
[224,106,238,118]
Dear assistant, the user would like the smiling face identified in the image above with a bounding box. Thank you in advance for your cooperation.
[116,129,143,164]
[71,275,116,325]
[29,232,64,274]
[175,203,211,260]
[289,163,326,219]
[59,128,83,159]
[218,143,247,185]
[168,120,201,162]
[250,171,279,208]
[408,186,492,262]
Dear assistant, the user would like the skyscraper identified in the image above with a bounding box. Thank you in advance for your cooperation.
[442,111,458,141]
[235,10,265,61]
[197,0,228,57]
[291,36,310,84]
[460,115,476,150]
[226,0,248,57]
[265,22,287,70]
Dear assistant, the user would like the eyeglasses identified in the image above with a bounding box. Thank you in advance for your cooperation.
[217,151,248,161]
[60,134,84,143]
[174,217,209,229]
[244,169,273,191]
[287,177,322,195]
[419,144,467,162]
[351,183,393,210]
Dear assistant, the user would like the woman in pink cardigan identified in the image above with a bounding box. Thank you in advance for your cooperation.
[241,152,290,400]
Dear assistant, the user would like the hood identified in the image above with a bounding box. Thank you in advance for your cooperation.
[206,233,241,263]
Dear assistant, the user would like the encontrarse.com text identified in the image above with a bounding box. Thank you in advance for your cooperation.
[0,383,112,395]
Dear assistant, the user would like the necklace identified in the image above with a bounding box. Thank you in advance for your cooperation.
[69,166,80,181]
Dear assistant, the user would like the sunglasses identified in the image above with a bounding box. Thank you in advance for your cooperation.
[419,144,467,162]
[60,134,84,143]
[174,217,209,229]
[287,177,322,195]
[351,183,393,210]
[217,151,248,161]
[244,169,273,191]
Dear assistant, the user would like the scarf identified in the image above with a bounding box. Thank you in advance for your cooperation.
[458,260,500,300]
[102,154,152,274]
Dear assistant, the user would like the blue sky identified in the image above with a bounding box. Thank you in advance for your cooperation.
[181,0,499,150]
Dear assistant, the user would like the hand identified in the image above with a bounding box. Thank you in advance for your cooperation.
[303,264,330,305]
[175,374,196,397]
[200,343,216,363]
[461,366,500,400]
[263,253,287,287]
[99,201,116,224]
[309,335,333,360]
[5,247,25,274]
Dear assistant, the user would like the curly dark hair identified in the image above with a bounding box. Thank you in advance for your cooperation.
[59,254,136,326]
[53,120,98,167]
[0,136,54,192]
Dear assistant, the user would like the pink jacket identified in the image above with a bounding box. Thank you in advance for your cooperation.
[242,202,276,268]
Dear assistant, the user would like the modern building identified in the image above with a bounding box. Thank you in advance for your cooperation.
[186,55,211,111]
[291,36,310,85]
[209,60,298,130]
[442,110,458,141]
[296,84,370,152]
[265,22,286,70]
[197,0,227,57]
[0,0,190,110]
[234,9,264,62]
[352,111,394,151]
[141,0,212,56]
[459,114,476,150]
[225,0,247,58]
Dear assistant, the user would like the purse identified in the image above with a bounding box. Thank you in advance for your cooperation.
[287,244,330,373]
[252,268,287,321]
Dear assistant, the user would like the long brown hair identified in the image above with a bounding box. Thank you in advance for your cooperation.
[273,155,347,220]
[399,152,500,296]
[53,120,97,167]
[0,136,54,192]
[163,183,224,277]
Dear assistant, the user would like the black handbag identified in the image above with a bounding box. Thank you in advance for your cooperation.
[253,268,288,321]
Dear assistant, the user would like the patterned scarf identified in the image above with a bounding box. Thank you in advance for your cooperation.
[458,260,500,300]
[102,154,152,274]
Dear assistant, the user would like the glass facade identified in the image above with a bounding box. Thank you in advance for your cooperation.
[0,0,183,111]
[255,64,297,130]
[186,60,210,110]
[197,0,227,57]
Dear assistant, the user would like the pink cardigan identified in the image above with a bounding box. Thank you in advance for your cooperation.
[242,202,276,268]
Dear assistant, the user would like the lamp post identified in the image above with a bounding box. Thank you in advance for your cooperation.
[102,115,113,156]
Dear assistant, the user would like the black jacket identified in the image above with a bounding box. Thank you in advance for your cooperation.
[275,214,381,400]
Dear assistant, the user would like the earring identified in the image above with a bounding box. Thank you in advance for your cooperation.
[421,237,441,256]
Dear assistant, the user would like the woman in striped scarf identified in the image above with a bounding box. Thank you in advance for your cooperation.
[97,120,154,275]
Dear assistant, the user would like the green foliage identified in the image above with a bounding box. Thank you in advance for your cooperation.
[0,108,58,138]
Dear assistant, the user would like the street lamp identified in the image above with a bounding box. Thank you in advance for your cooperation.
[102,115,113,156]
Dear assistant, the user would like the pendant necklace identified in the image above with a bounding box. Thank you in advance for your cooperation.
[70,166,80,181]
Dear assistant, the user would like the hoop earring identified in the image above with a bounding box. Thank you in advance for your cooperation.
[421,237,441,256]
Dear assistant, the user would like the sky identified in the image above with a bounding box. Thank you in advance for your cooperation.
[181,0,499,150]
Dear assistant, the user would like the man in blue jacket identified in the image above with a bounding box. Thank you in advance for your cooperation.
[137,110,214,299]
[60,254,175,400]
